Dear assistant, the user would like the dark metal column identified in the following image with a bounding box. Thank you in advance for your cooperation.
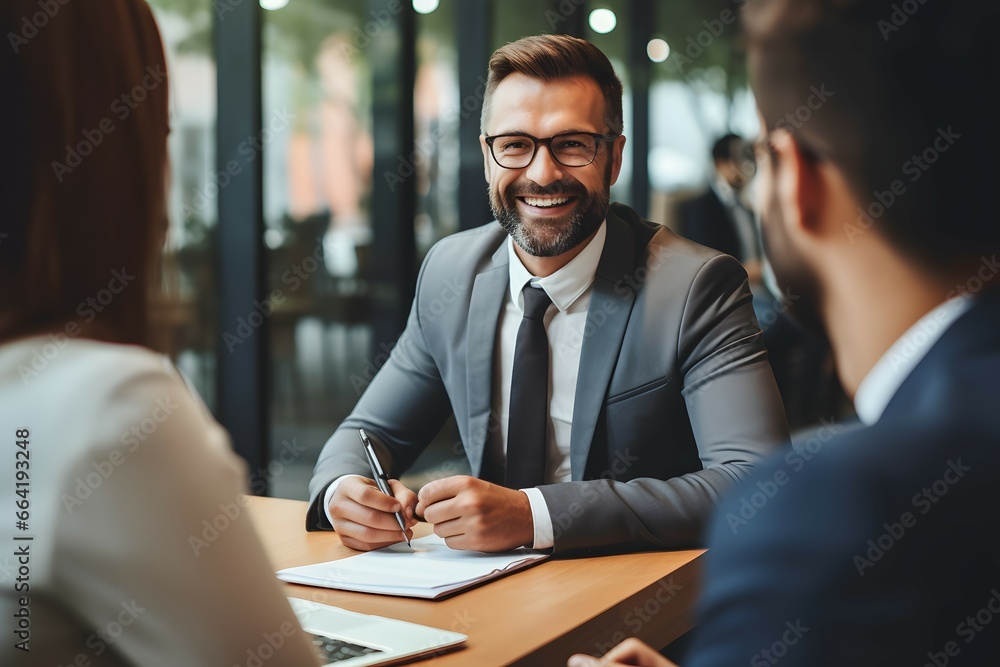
[628,0,652,218]
[457,0,492,230]
[215,0,268,481]
[553,0,587,38]
[369,0,417,346]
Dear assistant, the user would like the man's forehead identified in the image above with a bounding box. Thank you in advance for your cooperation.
[486,73,605,133]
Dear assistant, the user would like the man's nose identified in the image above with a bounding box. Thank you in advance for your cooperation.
[524,143,565,187]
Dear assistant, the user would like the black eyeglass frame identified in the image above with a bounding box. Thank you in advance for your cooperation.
[484,131,619,169]
[751,130,825,169]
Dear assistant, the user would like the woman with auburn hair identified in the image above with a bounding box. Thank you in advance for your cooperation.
[0,2,320,665]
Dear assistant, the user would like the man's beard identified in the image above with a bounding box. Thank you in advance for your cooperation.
[490,168,611,258]
[759,188,827,340]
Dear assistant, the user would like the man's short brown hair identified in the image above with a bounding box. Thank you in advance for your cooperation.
[481,34,624,136]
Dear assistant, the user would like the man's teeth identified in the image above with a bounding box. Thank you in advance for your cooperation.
[522,196,570,208]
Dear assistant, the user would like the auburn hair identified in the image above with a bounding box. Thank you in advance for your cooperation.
[0,0,170,348]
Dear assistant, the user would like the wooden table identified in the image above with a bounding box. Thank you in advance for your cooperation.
[248,497,705,667]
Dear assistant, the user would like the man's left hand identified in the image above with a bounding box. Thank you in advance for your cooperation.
[416,476,534,552]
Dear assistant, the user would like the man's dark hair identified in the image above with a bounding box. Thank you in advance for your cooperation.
[744,0,999,269]
[712,134,742,163]
[481,34,624,136]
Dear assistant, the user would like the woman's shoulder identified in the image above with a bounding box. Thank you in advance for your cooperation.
[61,337,177,382]
[0,335,178,390]
[0,336,222,459]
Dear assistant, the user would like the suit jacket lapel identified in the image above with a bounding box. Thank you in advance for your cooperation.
[466,242,509,477]
[880,289,1000,423]
[570,209,640,480]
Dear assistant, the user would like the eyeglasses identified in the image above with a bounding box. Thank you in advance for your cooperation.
[484,131,618,169]
[751,132,825,167]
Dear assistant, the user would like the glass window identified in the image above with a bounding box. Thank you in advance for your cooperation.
[262,0,375,498]
[414,1,460,254]
[585,0,632,207]
[647,2,758,205]
[148,0,218,411]
[261,0,473,499]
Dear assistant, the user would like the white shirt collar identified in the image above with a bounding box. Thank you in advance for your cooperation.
[711,176,738,208]
[854,295,974,425]
[507,221,607,313]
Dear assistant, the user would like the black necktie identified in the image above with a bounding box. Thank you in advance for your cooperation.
[505,283,552,489]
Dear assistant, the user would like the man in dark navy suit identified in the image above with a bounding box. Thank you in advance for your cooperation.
[569,0,1000,665]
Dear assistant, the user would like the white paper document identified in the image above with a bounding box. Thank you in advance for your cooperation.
[276,534,550,599]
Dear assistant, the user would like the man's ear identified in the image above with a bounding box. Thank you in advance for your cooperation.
[480,134,491,183]
[770,129,823,236]
[609,134,626,185]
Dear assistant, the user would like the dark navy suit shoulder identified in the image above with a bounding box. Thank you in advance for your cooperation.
[688,292,1000,666]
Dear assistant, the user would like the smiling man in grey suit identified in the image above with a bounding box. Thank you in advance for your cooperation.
[306,34,787,554]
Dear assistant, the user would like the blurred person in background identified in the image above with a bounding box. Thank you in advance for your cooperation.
[682,133,843,429]
[0,1,319,665]
[679,133,762,287]
[569,0,1000,664]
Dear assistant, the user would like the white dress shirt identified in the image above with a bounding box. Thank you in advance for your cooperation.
[711,176,761,265]
[494,222,607,549]
[854,295,974,425]
[324,223,607,550]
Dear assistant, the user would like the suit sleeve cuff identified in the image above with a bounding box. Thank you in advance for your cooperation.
[521,487,554,550]
[322,474,366,527]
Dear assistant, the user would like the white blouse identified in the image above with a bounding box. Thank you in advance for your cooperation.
[0,336,320,666]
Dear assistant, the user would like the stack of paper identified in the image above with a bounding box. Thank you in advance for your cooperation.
[277,534,549,599]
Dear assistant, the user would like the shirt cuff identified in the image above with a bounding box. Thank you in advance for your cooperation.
[322,474,366,527]
[521,487,554,550]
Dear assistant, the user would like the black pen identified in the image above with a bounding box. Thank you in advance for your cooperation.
[359,429,410,547]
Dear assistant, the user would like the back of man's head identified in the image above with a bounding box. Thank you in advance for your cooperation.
[744,0,998,270]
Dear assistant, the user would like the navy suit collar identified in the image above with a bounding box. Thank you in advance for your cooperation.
[880,288,1000,422]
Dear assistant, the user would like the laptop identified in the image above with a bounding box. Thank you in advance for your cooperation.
[288,597,468,666]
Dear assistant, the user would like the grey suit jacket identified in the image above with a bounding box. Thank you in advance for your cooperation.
[307,203,788,554]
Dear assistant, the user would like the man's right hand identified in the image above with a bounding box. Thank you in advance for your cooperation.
[327,476,418,551]
[568,638,679,667]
